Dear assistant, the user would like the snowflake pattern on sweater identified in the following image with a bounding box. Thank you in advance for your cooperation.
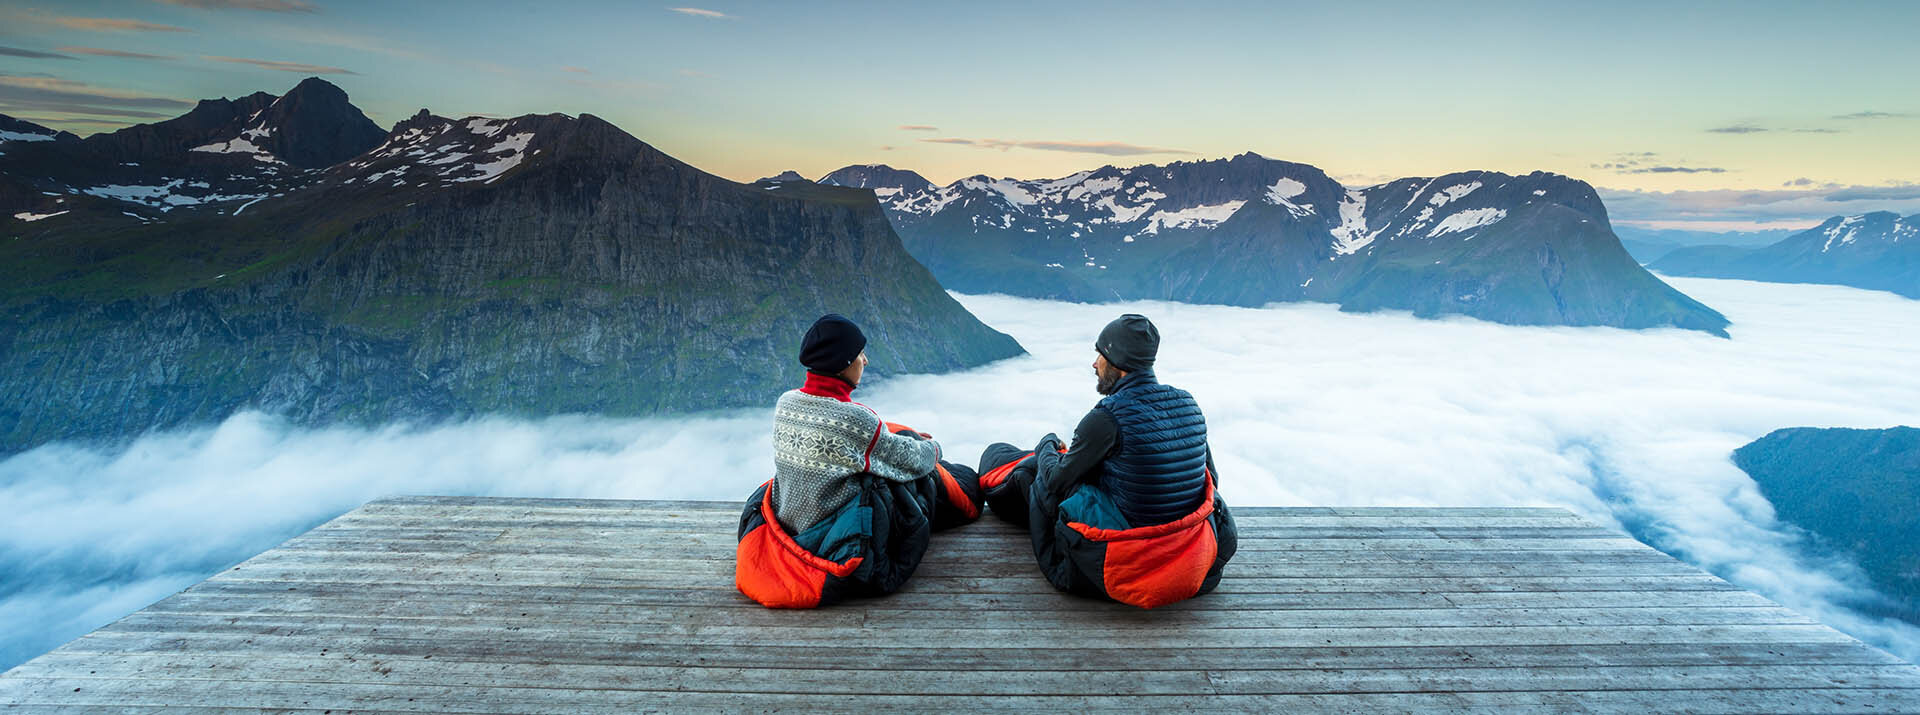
[771,380,941,531]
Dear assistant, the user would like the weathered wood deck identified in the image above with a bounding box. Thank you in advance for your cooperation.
[4,496,1919,712]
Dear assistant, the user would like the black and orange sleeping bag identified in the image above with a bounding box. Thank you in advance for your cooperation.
[979,441,1237,609]
[735,475,935,608]
[735,421,984,609]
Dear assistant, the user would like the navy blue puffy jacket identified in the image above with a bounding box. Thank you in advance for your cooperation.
[1095,371,1210,525]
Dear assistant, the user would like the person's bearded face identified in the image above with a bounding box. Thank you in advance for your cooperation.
[1095,360,1123,395]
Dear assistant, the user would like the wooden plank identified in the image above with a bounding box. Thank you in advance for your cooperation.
[7,677,1920,713]
[117,599,1815,631]
[80,616,1867,649]
[8,653,1919,697]
[278,532,1653,554]
[210,556,1710,582]
[366,497,1578,520]
[203,571,1745,594]
[299,522,1633,541]
[235,544,1689,570]
[47,634,1909,672]
[156,580,1781,611]
[321,511,1599,530]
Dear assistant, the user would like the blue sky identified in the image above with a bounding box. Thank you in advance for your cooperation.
[3,0,1918,228]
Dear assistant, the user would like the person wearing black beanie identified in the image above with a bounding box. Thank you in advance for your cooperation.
[736,312,990,608]
[972,313,1234,608]
[798,313,868,382]
[1095,313,1159,376]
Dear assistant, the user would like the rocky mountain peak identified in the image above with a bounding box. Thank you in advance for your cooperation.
[756,170,807,183]
[817,164,935,193]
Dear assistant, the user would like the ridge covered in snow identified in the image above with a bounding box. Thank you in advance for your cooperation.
[821,154,1589,270]
[333,113,545,190]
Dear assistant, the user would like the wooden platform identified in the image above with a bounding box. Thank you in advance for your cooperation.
[4,497,1919,712]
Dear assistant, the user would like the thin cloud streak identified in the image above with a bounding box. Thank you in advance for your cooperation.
[921,136,1195,156]
[154,0,318,11]
[55,46,177,60]
[1834,111,1912,120]
[202,55,357,75]
[563,77,659,94]
[0,75,191,121]
[898,125,938,131]
[48,16,193,32]
[0,46,75,60]
[668,7,731,19]
[1626,166,1730,174]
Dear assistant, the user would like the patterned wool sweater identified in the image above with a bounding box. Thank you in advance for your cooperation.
[772,373,942,531]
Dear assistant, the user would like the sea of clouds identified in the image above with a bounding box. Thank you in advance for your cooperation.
[3,276,1919,669]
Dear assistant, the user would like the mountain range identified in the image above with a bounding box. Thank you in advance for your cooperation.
[1651,212,1920,299]
[786,155,1730,335]
[1611,225,1798,264]
[0,78,1023,455]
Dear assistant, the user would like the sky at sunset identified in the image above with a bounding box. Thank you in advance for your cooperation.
[3,0,1917,229]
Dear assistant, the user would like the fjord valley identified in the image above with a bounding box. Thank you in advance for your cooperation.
[0,78,1022,455]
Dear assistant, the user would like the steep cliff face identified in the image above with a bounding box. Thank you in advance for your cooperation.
[1733,427,1920,623]
[0,89,1023,454]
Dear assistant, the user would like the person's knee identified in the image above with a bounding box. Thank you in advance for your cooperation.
[978,442,1023,472]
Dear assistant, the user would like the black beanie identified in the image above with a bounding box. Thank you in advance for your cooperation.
[1095,314,1159,372]
[799,313,867,374]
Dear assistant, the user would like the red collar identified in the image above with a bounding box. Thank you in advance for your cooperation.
[798,372,856,402]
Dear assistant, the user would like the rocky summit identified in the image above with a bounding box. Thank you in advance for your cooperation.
[815,154,1729,335]
[0,79,1023,455]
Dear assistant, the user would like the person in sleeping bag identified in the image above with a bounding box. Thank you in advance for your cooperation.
[734,313,987,608]
[976,313,1237,609]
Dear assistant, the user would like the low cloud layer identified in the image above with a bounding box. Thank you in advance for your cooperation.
[3,278,1919,668]
[1599,184,1920,228]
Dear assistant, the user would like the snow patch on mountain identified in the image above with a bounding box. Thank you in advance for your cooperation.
[1428,181,1483,208]
[1429,207,1507,237]
[83,179,270,211]
[1068,176,1124,201]
[1265,177,1307,202]
[1143,200,1245,234]
[190,137,285,165]
[985,178,1038,206]
[1330,189,1373,255]
[0,129,57,155]
[1091,194,1154,224]
[466,118,506,137]
[1821,216,1865,252]
[12,210,68,222]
